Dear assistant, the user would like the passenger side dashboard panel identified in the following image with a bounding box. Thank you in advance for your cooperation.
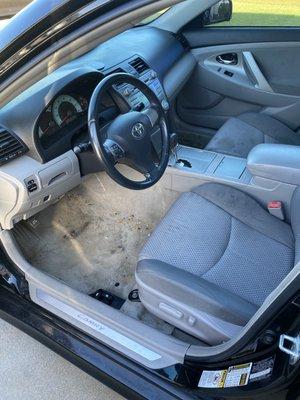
[0,150,80,229]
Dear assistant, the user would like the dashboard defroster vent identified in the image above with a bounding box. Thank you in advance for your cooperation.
[129,57,149,74]
[0,128,27,166]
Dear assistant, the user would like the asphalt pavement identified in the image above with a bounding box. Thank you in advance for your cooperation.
[0,318,124,400]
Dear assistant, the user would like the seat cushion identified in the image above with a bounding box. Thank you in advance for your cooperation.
[137,183,294,344]
[205,112,300,158]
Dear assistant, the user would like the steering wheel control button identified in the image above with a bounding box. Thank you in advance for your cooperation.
[104,140,125,161]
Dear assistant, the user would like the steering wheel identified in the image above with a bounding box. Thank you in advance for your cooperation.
[88,73,170,190]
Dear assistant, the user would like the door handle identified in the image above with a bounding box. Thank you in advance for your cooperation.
[242,51,273,92]
[216,53,238,65]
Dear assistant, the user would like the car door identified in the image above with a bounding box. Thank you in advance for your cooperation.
[175,0,300,148]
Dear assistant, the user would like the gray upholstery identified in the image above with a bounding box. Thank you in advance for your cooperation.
[137,183,295,344]
[205,112,300,158]
[291,187,300,265]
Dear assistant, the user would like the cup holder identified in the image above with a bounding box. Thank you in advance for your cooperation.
[176,159,192,168]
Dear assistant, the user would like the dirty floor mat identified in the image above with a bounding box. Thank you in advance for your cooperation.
[14,171,178,299]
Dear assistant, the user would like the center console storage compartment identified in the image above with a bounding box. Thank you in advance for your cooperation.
[170,146,249,183]
[213,157,247,180]
[176,147,216,173]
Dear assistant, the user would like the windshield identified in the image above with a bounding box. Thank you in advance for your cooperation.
[138,7,171,25]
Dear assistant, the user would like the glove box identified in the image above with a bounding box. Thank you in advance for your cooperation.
[38,157,74,188]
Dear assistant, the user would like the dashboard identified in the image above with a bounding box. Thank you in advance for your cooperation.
[0,27,195,164]
[0,26,196,229]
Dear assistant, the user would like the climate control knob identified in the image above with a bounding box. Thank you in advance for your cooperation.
[123,87,132,96]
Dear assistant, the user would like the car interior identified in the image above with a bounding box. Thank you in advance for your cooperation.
[0,0,300,371]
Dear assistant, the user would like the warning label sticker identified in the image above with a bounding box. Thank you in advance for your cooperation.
[224,363,252,387]
[198,363,252,389]
[198,369,227,388]
[249,358,274,383]
[198,358,274,389]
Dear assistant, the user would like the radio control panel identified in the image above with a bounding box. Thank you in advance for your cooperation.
[113,69,169,112]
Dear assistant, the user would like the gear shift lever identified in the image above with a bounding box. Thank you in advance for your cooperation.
[169,133,192,169]
[170,133,179,163]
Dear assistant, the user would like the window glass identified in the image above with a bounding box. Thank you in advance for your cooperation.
[217,0,300,27]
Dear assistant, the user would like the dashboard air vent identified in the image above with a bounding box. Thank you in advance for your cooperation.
[173,33,190,50]
[0,128,27,166]
[129,57,149,74]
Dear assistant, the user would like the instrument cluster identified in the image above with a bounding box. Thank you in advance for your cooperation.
[36,73,115,150]
[38,93,88,141]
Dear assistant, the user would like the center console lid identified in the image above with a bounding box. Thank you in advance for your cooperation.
[247,144,300,185]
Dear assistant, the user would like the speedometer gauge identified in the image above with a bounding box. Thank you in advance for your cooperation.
[52,95,83,127]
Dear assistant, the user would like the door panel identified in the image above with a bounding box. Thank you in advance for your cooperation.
[177,87,261,129]
[176,28,300,147]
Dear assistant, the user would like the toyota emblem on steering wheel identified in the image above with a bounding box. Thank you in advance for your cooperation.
[131,122,145,140]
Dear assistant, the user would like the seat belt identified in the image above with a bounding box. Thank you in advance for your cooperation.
[268,201,285,221]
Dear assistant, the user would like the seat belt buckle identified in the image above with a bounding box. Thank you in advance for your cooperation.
[268,201,285,220]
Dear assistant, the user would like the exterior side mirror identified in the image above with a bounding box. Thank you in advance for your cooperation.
[201,0,233,26]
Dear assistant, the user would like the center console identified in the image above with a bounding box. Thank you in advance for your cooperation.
[166,144,298,220]
[167,146,251,192]
[109,56,170,113]
[114,69,170,113]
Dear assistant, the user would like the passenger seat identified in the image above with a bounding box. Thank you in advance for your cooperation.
[205,112,300,158]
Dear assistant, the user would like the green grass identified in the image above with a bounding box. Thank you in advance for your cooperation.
[219,0,300,26]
